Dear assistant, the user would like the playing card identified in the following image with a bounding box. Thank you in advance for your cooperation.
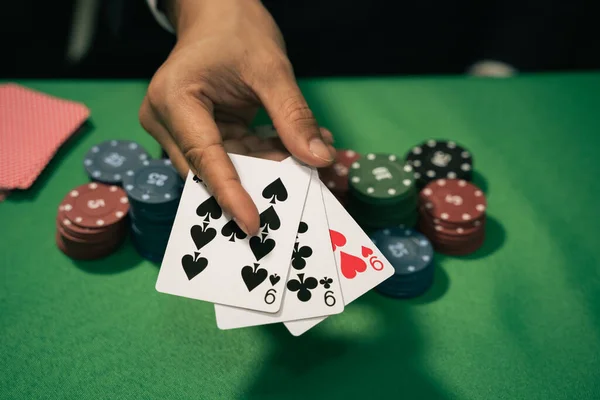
[156,155,311,313]
[214,170,344,329]
[0,84,90,190]
[284,182,395,336]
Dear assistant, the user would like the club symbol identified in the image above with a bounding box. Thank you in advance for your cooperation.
[298,221,308,234]
[193,175,202,183]
[291,242,313,270]
[287,273,318,302]
[319,277,333,289]
[296,221,308,239]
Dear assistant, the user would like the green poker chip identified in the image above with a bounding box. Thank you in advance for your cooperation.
[348,153,415,200]
[345,153,419,230]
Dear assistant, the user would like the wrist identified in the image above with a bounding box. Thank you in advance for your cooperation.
[164,0,262,38]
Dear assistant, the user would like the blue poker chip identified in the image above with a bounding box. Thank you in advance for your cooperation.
[371,227,433,276]
[131,234,165,263]
[375,274,434,299]
[122,159,183,206]
[84,140,151,185]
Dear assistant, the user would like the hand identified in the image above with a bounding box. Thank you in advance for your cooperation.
[139,0,335,235]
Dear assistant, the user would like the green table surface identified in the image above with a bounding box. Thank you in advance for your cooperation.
[2,74,600,400]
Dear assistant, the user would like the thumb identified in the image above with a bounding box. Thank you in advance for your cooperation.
[253,61,336,167]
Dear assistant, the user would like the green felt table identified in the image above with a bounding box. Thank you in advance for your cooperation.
[2,74,600,400]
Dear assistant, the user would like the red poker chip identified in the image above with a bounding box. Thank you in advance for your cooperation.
[56,231,126,260]
[419,179,486,224]
[56,208,122,244]
[418,223,485,246]
[318,149,361,194]
[432,235,485,256]
[56,235,116,260]
[419,211,485,237]
[63,183,129,229]
[57,221,125,247]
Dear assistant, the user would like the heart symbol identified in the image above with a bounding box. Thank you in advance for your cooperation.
[329,229,347,251]
[191,225,217,250]
[340,251,367,279]
[181,253,208,280]
[269,274,280,286]
[241,264,268,292]
[361,246,373,258]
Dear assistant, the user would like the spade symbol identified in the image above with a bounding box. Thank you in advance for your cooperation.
[193,175,202,183]
[259,206,281,232]
[262,178,288,204]
[221,219,248,242]
[196,196,222,221]
[291,244,313,270]
[190,224,217,250]
[249,235,276,261]
[181,252,208,280]
[269,274,280,286]
[241,263,268,292]
[287,273,318,302]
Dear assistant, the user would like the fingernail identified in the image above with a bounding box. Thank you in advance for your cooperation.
[309,138,334,162]
[234,217,250,236]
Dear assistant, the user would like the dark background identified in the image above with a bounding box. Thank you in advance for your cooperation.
[1,0,599,79]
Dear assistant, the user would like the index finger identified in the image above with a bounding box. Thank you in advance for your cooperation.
[166,97,260,235]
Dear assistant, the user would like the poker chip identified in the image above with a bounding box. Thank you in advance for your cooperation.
[345,153,419,229]
[83,140,150,185]
[122,159,183,207]
[56,183,129,260]
[417,179,487,255]
[349,153,414,199]
[124,159,183,262]
[64,183,129,228]
[405,139,473,188]
[318,149,361,204]
[371,228,435,298]
[419,179,486,223]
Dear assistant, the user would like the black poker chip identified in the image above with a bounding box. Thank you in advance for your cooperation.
[83,140,151,185]
[405,139,473,188]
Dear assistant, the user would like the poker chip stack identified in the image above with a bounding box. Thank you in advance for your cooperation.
[83,140,151,185]
[345,153,419,229]
[418,179,487,255]
[318,149,361,205]
[371,228,435,298]
[56,183,129,260]
[123,159,184,262]
[405,139,473,189]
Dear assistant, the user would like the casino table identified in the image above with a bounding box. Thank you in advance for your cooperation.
[2,74,600,400]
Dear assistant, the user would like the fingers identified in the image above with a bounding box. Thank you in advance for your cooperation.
[252,60,336,167]
[320,127,334,145]
[162,97,260,235]
[139,98,190,177]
